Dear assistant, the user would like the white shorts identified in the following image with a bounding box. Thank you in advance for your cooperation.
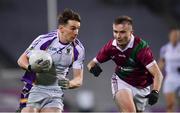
[163,76,180,94]
[26,85,64,110]
[111,74,150,111]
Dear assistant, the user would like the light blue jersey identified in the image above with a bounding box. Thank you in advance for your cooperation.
[23,30,85,110]
[25,30,85,86]
[160,42,180,93]
[160,42,180,79]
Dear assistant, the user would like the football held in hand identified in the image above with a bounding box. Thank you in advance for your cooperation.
[29,50,53,72]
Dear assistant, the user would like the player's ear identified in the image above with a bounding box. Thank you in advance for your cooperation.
[58,25,64,32]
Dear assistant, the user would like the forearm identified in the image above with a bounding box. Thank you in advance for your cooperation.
[147,62,164,91]
[69,68,83,89]
[17,53,29,70]
[87,60,97,70]
[152,72,163,91]
[146,62,163,106]
[69,77,83,89]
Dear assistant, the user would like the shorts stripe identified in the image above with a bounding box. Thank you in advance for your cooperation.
[112,76,118,96]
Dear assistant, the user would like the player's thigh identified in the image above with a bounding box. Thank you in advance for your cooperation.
[111,74,136,111]
[163,77,180,105]
[164,92,176,105]
[40,107,62,113]
[115,89,136,112]
[21,106,40,113]
[133,86,150,111]
[41,96,64,110]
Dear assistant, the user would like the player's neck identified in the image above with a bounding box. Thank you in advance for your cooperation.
[58,30,70,45]
[117,39,131,49]
[59,36,69,45]
[59,37,69,45]
[118,44,128,49]
[59,34,70,45]
[171,41,178,47]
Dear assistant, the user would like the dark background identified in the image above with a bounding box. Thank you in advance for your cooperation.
[0,0,179,112]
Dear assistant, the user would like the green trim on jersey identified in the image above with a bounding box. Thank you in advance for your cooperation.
[131,39,148,60]
[116,39,149,78]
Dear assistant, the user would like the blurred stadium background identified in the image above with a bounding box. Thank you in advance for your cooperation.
[0,0,180,112]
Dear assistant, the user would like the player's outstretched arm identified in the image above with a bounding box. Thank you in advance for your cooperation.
[146,62,163,105]
[148,62,163,94]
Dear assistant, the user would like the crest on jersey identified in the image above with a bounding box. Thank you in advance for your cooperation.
[29,46,35,51]
[29,46,33,50]
[66,48,71,54]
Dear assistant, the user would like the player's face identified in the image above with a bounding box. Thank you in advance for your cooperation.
[113,22,133,47]
[169,30,180,45]
[60,20,80,42]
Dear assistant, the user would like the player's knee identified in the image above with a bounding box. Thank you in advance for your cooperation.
[118,104,136,112]
[121,107,136,112]
[40,107,62,113]
[167,102,174,109]
[21,107,39,113]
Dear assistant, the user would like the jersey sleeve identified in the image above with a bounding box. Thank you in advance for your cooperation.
[72,45,85,69]
[25,35,48,57]
[96,42,111,63]
[137,47,154,67]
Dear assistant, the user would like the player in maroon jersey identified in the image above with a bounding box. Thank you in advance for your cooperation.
[87,16,163,112]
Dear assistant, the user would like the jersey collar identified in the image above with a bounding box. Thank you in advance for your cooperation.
[112,34,135,52]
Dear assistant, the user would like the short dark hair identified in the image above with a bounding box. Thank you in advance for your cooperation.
[58,8,81,25]
[114,16,133,25]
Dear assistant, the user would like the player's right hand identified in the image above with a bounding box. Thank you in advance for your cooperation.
[28,59,50,73]
[89,64,102,77]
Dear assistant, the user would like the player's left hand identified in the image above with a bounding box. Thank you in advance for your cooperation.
[36,59,50,70]
[145,90,159,105]
[89,64,102,77]
[29,59,51,73]
[58,78,70,89]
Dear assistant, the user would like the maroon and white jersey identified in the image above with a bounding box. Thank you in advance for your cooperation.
[94,35,155,88]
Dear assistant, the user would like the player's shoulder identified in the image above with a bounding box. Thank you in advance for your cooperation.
[104,39,114,48]
[100,39,115,52]
[108,39,114,44]
[38,30,57,40]
[73,39,85,51]
[133,35,149,48]
[160,43,169,51]
[159,43,171,56]
[30,30,57,49]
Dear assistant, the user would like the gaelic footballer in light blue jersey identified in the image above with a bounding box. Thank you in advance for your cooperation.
[158,29,180,112]
[17,9,84,113]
